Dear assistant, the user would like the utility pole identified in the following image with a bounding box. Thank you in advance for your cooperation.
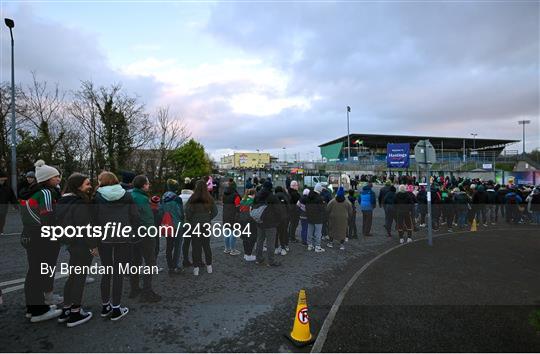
[518,120,530,154]
[346,106,351,161]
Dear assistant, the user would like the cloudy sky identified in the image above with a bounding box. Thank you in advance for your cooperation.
[1,1,539,161]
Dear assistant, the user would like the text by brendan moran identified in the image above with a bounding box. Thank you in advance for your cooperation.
[41,263,159,278]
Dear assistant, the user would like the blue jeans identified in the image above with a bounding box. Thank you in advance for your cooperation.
[300,218,308,243]
[307,223,323,247]
[224,233,237,250]
[166,234,182,270]
[457,211,467,229]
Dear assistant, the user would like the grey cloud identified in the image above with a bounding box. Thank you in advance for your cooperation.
[0,4,163,105]
[204,1,539,151]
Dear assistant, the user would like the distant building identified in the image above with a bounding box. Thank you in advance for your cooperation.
[319,133,518,163]
[219,152,272,169]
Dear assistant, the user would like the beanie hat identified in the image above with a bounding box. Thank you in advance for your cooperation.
[336,186,345,198]
[290,180,299,190]
[121,171,135,184]
[166,178,179,192]
[34,160,60,183]
[26,171,35,178]
[314,183,323,193]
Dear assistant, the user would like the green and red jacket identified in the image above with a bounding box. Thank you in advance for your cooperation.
[19,184,60,227]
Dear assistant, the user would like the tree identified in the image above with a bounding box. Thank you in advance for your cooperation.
[71,81,154,175]
[169,139,211,179]
[18,73,66,165]
[0,81,28,172]
[154,106,190,183]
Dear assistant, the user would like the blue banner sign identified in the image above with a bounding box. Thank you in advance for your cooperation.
[386,143,410,168]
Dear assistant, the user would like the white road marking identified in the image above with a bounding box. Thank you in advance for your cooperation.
[1,273,69,294]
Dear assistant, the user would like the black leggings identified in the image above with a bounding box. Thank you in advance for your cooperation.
[64,244,93,308]
[24,229,60,315]
[130,238,156,291]
[182,236,192,266]
[99,243,131,306]
[275,221,289,248]
[191,236,212,268]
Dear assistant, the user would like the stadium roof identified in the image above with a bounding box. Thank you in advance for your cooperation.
[319,133,519,151]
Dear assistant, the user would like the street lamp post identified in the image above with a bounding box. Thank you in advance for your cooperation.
[470,133,477,167]
[470,133,477,150]
[518,120,531,154]
[346,106,351,161]
[5,18,17,192]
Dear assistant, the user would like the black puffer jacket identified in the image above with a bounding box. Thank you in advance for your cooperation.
[93,190,140,244]
[56,193,97,248]
[306,191,325,224]
[394,191,414,215]
[254,188,285,229]
[288,188,301,216]
[0,183,17,214]
[222,186,240,224]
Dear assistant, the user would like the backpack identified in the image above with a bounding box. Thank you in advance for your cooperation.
[160,211,174,237]
[249,204,268,224]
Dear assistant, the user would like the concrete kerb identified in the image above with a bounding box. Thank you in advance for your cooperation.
[310,227,536,353]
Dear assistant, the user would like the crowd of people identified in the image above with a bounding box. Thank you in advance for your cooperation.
[1,160,539,329]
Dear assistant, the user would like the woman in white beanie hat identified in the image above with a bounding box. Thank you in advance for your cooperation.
[21,160,63,323]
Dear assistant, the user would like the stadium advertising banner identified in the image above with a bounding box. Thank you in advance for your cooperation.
[386,143,410,168]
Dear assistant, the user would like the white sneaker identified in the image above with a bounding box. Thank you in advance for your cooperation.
[280,248,287,256]
[30,308,62,323]
[243,254,249,261]
[249,255,257,261]
[340,245,345,250]
[315,246,325,253]
[326,242,333,248]
[44,293,63,306]
[400,238,405,244]
[193,267,199,276]
[407,238,413,243]
[263,246,268,252]
[274,247,282,255]
[206,265,213,274]
[483,224,488,227]
[419,223,426,228]
[230,249,241,256]
[285,246,290,252]
[307,245,314,251]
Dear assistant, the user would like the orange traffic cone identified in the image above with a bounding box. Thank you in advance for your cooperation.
[285,289,315,347]
[470,218,477,232]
